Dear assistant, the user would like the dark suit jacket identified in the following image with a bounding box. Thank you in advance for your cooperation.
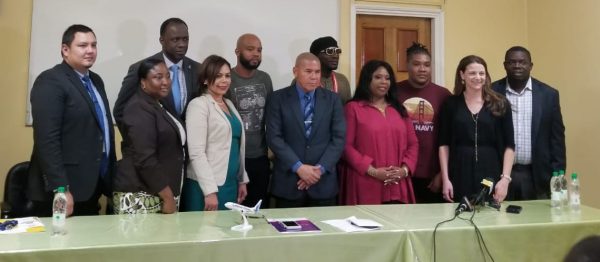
[492,77,566,196]
[28,62,116,202]
[266,85,346,200]
[114,89,185,196]
[113,52,200,133]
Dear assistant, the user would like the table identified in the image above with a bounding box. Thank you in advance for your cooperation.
[360,200,600,262]
[0,206,404,262]
[0,201,599,262]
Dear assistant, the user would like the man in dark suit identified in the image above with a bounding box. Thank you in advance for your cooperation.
[492,46,566,200]
[266,52,346,208]
[113,17,199,132]
[28,24,116,216]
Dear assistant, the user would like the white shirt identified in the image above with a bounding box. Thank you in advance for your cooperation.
[505,77,533,164]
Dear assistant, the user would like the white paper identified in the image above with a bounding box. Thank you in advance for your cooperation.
[322,216,383,232]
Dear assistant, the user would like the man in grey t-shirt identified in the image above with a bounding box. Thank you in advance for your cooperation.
[227,33,273,208]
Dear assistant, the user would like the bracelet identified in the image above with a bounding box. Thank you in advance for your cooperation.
[367,166,377,177]
[401,166,409,178]
[501,174,512,182]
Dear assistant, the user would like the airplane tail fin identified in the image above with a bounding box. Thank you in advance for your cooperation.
[253,199,263,212]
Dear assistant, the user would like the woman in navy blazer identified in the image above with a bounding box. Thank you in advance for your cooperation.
[113,58,186,214]
[182,55,249,211]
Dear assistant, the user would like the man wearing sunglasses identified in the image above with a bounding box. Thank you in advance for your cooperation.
[309,36,351,104]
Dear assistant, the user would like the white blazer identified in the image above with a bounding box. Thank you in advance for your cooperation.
[186,94,248,196]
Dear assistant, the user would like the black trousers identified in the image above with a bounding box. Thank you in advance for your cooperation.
[31,177,110,217]
[506,164,544,200]
[275,196,336,208]
[241,156,271,208]
[412,177,444,203]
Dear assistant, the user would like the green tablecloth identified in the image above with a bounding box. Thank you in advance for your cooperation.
[360,200,600,262]
[0,201,598,262]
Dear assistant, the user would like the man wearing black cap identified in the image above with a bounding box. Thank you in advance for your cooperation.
[310,36,351,104]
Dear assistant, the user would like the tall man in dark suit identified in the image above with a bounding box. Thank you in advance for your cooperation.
[492,46,566,200]
[266,53,346,208]
[114,18,199,132]
[28,24,116,216]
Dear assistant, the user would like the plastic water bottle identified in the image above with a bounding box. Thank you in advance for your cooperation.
[559,170,569,208]
[569,173,581,212]
[52,186,67,235]
[550,171,561,209]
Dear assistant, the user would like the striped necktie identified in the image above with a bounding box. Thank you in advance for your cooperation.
[81,75,109,177]
[303,94,313,138]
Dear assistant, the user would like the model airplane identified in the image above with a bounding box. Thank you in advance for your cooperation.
[224,200,262,231]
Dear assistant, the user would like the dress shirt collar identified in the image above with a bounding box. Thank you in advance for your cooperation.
[506,77,533,95]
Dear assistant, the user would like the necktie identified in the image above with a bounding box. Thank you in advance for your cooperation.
[170,65,182,115]
[303,94,314,138]
[81,75,108,177]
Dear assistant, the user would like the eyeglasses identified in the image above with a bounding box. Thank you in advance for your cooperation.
[320,47,342,56]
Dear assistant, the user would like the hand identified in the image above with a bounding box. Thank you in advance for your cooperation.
[493,179,509,203]
[204,193,218,211]
[237,184,248,204]
[370,166,399,183]
[297,179,310,190]
[428,173,442,193]
[441,178,454,203]
[161,196,177,214]
[296,164,320,185]
[65,191,74,217]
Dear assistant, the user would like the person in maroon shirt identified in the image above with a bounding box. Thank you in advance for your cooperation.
[339,60,418,205]
[396,43,451,203]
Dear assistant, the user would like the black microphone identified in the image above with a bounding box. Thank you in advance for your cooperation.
[471,177,495,206]
[455,196,473,215]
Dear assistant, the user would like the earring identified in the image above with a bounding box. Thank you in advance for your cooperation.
[461,79,465,85]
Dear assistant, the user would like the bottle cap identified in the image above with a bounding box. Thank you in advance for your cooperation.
[57,186,65,193]
[552,171,558,177]
[559,170,565,175]
[571,173,578,179]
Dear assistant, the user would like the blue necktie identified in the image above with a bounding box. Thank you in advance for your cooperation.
[303,94,314,138]
[81,75,108,177]
[170,65,182,115]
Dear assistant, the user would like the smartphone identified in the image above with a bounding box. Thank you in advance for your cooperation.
[506,205,522,214]
[281,220,302,230]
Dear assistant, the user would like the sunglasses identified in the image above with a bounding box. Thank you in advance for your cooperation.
[320,47,342,56]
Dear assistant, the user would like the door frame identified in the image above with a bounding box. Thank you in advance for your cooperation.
[351,4,445,87]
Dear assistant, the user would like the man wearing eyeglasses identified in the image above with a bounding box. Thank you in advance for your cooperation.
[492,46,566,200]
[309,36,351,104]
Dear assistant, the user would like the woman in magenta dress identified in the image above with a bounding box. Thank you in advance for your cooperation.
[339,60,419,205]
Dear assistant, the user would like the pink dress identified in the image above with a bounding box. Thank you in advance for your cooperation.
[339,101,419,205]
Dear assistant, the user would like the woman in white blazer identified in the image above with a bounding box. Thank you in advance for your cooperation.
[182,55,249,211]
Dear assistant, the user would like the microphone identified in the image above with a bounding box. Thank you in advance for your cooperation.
[471,177,495,206]
[455,196,473,215]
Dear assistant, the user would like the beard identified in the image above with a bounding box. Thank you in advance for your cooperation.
[239,55,261,70]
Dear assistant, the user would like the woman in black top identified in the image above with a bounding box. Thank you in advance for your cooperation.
[113,58,186,214]
[439,55,515,203]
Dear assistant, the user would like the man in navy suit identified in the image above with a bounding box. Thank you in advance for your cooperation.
[492,46,566,200]
[114,17,199,132]
[28,24,116,216]
[266,53,346,208]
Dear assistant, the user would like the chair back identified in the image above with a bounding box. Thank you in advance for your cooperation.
[1,161,33,218]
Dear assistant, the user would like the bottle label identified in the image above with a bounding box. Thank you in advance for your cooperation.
[551,192,561,201]
[570,195,581,206]
[53,213,65,227]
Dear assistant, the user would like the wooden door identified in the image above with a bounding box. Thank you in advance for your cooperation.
[356,15,431,83]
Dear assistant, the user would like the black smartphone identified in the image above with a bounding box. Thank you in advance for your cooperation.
[281,220,302,230]
[506,205,522,214]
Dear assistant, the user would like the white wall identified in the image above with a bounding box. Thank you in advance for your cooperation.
[28,0,339,123]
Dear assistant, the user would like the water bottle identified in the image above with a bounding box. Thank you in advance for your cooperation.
[559,170,569,208]
[569,173,581,212]
[550,171,561,208]
[52,186,67,235]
